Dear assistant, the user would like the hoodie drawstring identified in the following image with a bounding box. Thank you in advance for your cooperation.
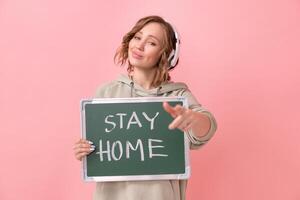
[156,86,162,96]
[130,81,134,97]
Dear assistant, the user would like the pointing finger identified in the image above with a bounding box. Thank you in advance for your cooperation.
[169,115,185,130]
[163,102,177,118]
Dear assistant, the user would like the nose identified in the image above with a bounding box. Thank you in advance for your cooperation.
[136,40,145,51]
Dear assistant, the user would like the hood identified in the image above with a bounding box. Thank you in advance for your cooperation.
[117,74,188,97]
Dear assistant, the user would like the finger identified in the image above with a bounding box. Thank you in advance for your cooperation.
[73,142,91,150]
[179,120,192,131]
[178,121,188,131]
[172,105,187,117]
[74,142,95,152]
[169,115,185,130]
[74,147,95,162]
[74,146,94,154]
[75,139,83,145]
[74,139,93,149]
[163,102,177,118]
[81,139,94,145]
[178,114,194,131]
[75,139,85,146]
[178,119,191,131]
[84,139,94,145]
[76,152,90,161]
[183,121,194,132]
[163,102,186,118]
[170,108,194,130]
[169,107,190,129]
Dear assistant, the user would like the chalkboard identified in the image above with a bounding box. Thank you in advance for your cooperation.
[80,97,190,182]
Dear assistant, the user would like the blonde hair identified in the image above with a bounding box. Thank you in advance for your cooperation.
[114,15,179,87]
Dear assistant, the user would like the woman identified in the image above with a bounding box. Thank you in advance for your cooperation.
[74,15,217,200]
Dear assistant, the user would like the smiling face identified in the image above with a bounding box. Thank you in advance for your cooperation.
[128,22,165,70]
[114,16,177,87]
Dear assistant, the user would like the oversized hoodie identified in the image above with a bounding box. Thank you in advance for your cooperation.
[92,74,217,200]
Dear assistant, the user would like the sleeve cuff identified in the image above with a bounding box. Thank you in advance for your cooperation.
[187,109,217,149]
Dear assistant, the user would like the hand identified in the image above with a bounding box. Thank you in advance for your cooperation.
[163,102,197,132]
[73,139,95,161]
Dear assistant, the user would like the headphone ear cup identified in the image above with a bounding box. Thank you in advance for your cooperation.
[168,50,175,63]
[166,22,180,70]
[168,48,179,70]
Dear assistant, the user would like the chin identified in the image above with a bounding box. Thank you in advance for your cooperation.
[128,57,143,67]
[128,59,140,67]
[128,57,156,69]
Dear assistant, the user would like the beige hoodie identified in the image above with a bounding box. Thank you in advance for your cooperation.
[93,74,217,200]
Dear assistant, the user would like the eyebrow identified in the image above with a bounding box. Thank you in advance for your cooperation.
[137,31,161,43]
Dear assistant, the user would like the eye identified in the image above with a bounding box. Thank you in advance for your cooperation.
[133,36,141,40]
[149,42,156,46]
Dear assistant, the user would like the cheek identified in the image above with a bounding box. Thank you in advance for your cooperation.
[128,41,134,51]
[147,48,162,61]
[128,42,135,57]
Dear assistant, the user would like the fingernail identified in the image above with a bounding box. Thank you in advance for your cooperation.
[88,141,93,144]
[90,145,95,148]
[90,147,95,151]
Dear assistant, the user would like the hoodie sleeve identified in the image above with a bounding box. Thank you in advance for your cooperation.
[181,89,217,150]
[94,81,116,98]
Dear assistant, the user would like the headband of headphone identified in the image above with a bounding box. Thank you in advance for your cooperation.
[167,24,180,70]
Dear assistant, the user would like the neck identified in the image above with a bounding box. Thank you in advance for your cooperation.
[130,67,157,90]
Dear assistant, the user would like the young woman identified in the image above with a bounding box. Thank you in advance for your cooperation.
[73,15,217,200]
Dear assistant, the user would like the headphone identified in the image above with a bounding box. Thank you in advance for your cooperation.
[167,24,180,70]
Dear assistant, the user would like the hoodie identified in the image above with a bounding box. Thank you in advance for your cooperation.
[93,74,217,200]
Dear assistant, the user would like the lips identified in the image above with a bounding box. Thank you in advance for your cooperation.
[131,50,143,59]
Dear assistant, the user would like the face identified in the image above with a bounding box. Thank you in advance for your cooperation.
[128,22,165,70]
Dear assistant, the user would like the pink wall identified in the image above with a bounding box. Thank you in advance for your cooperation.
[1,0,299,199]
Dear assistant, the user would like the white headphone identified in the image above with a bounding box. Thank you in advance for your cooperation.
[167,24,180,70]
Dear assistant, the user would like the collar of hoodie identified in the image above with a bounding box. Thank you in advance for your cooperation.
[117,74,188,97]
[130,81,162,97]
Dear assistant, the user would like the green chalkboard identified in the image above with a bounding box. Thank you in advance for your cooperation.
[80,97,190,182]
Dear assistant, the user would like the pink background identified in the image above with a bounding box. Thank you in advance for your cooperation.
[1,0,299,199]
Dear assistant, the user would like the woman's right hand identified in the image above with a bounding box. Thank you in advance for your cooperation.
[73,139,95,161]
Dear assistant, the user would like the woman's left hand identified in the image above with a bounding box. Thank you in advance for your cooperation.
[163,101,198,132]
